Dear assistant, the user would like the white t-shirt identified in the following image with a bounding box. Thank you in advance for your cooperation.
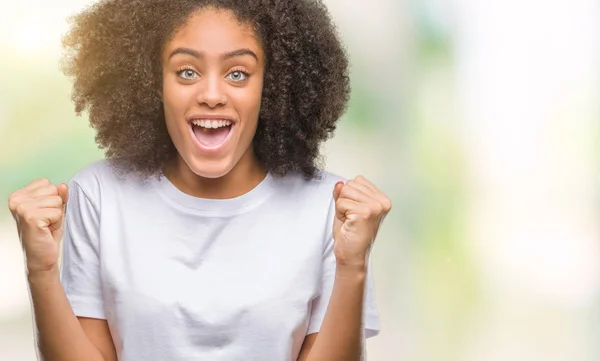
[59,160,379,361]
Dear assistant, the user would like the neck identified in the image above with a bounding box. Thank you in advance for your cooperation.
[164,152,267,200]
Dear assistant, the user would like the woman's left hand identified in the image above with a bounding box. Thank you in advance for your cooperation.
[332,175,392,269]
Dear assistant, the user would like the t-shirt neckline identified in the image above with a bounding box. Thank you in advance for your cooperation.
[155,171,275,215]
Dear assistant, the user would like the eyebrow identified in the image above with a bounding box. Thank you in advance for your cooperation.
[168,47,258,61]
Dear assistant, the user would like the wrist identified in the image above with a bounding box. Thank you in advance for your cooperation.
[334,247,371,271]
[335,262,367,279]
[335,257,368,271]
[27,266,60,285]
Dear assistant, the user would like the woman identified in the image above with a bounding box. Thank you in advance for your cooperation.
[8,0,392,360]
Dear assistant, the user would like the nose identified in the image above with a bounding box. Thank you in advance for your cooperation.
[196,75,228,108]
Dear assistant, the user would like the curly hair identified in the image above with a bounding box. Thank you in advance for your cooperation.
[61,0,350,180]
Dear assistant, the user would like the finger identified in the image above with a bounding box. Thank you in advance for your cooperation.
[19,178,52,195]
[8,179,49,210]
[338,182,374,204]
[353,175,382,194]
[350,177,392,212]
[43,207,65,231]
[21,208,63,230]
[50,208,67,232]
[335,198,374,222]
[335,197,359,221]
[9,185,59,212]
[346,179,378,198]
[16,196,64,216]
[29,184,60,199]
[341,184,392,220]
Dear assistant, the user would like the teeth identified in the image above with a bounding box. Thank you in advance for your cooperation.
[192,119,232,129]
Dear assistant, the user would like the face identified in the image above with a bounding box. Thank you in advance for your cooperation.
[161,8,265,179]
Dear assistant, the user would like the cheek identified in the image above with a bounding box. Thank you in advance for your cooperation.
[162,73,195,107]
[235,81,264,122]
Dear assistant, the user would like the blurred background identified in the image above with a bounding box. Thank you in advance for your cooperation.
[1,0,599,360]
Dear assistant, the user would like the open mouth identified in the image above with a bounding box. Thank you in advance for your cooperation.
[190,119,233,149]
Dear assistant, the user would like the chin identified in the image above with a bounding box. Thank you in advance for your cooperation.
[184,154,235,179]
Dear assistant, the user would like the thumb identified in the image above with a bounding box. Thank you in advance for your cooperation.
[57,183,69,207]
[51,184,69,236]
[332,181,344,201]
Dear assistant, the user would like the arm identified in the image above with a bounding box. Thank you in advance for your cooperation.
[9,179,117,361]
[299,176,391,361]
[297,265,367,361]
[28,269,117,361]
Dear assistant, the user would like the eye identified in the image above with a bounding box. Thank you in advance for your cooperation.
[177,68,199,80]
[226,70,248,82]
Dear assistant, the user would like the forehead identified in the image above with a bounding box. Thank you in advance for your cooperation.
[166,8,262,56]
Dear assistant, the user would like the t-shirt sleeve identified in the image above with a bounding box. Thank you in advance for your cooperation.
[306,199,381,339]
[59,180,106,319]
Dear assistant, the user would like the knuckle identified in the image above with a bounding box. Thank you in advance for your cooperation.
[369,205,382,217]
[8,191,23,209]
[374,203,384,214]
[339,186,350,197]
[51,195,62,206]
[22,211,36,224]
[46,184,59,195]
[8,197,18,212]
[15,203,27,216]
[384,198,392,211]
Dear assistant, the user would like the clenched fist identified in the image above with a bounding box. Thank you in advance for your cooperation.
[332,175,392,268]
[8,179,69,275]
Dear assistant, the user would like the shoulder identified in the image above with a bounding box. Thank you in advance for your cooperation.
[308,170,346,194]
[68,159,131,202]
[271,169,347,201]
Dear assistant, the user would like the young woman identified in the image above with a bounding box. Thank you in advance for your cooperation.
[8,1,392,360]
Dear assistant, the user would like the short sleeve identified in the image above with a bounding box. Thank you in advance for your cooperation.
[306,198,381,339]
[59,180,106,320]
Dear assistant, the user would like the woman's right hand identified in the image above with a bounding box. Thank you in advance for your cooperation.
[8,178,69,275]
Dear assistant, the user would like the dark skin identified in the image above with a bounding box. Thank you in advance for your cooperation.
[9,4,391,361]
[161,8,267,199]
[76,11,391,361]
[60,0,353,182]
[77,8,310,359]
